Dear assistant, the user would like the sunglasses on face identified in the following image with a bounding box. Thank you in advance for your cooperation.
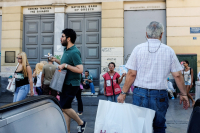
[61,35,68,38]
[16,57,22,60]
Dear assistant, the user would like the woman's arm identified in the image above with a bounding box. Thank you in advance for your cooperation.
[27,66,34,96]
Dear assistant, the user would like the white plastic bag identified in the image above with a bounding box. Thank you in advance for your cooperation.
[6,78,16,92]
[94,100,155,133]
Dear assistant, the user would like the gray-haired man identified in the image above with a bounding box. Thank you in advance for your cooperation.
[118,21,189,133]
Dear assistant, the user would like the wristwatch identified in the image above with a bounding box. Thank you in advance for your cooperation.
[65,64,68,69]
[121,91,127,95]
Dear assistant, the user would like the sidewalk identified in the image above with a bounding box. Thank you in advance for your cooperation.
[0,93,193,133]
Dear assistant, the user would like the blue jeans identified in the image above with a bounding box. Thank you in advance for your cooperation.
[36,87,43,95]
[107,94,120,102]
[133,87,169,133]
[13,84,30,102]
[89,83,95,94]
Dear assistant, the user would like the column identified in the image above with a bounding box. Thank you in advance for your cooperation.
[53,4,66,62]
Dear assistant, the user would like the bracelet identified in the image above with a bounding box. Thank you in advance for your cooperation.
[180,93,187,96]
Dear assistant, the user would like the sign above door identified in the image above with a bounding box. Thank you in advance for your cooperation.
[66,4,101,13]
[124,2,166,10]
[23,6,55,14]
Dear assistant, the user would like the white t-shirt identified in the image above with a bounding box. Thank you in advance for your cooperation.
[167,81,175,92]
[36,72,42,87]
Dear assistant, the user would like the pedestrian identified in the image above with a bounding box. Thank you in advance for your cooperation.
[13,52,34,102]
[103,62,126,102]
[34,63,44,95]
[41,57,57,97]
[117,21,189,133]
[82,70,95,95]
[182,60,195,107]
[50,28,86,133]
[167,78,175,99]
[76,83,84,115]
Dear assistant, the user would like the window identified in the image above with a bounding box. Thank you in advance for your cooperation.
[5,51,15,63]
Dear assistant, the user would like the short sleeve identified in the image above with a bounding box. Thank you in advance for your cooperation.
[116,72,120,79]
[89,75,93,81]
[72,52,82,66]
[125,48,138,70]
[170,51,182,72]
[102,73,106,79]
[42,67,45,74]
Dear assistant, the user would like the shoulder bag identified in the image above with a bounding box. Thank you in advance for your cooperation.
[6,63,19,92]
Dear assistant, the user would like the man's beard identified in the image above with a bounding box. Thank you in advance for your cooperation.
[61,40,68,47]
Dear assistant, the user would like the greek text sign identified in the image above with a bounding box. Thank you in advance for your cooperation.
[23,6,55,14]
[66,4,101,13]
[190,27,200,34]
[124,2,166,10]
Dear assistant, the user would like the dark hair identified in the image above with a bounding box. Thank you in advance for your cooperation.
[108,62,116,68]
[85,70,89,74]
[184,60,189,65]
[48,57,53,62]
[62,28,77,44]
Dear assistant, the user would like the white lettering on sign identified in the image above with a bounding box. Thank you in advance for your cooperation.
[23,6,55,14]
[66,4,101,13]
[124,2,166,10]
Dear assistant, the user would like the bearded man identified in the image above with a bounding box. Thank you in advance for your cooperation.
[51,28,86,133]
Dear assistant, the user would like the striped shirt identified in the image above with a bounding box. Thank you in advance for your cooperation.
[125,39,182,90]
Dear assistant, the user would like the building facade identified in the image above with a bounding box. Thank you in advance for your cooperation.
[0,0,199,86]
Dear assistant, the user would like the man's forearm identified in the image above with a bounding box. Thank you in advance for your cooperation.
[122,71,136,93]
[174,75,187,95]
[55,58,61,65]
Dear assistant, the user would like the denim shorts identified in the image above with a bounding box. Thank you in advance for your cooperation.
[185,81,191,85]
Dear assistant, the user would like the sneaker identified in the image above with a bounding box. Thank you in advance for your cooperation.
[77,121,87,133]
[77,112,83,115]
[91,93,94,96]
[171,97,175,100]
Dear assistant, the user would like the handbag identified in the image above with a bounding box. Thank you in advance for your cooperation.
[6,63,19,92]
[49,68,67,92]
[94,100,155,133]
[6,78,16,92]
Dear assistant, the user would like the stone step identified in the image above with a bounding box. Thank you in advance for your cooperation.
[81,92,99,97]
[82,87,99,92]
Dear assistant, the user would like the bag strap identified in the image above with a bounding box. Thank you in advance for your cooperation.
[13,63,19,76]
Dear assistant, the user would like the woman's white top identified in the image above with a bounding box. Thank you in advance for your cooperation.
[36,72,42,87]
[183,69,191,83]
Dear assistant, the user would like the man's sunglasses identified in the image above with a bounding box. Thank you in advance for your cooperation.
[62,35,68,38]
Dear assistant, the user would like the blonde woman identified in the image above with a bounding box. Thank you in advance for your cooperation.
[13,52,34,102]
[35,63,44,95]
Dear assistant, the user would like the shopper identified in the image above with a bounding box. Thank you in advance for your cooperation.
[13,52,34,102]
